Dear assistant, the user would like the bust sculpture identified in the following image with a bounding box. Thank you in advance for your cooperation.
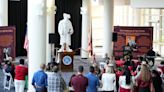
[58,13,74,52]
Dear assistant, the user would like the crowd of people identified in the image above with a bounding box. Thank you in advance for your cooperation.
[29,55,164,92]
[1,53,164,92]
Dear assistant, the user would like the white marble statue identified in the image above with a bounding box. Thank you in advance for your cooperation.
[58,13,74,52]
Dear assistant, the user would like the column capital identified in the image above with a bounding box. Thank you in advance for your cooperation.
[33,0,46,16]
[81,0,91,15]
[80,7,87,15]
[47,5,57,15]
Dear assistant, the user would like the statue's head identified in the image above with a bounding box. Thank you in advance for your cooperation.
[63,13,71,19]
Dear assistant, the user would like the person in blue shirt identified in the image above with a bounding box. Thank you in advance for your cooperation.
[85,66,100,92]
[32,64,48,92]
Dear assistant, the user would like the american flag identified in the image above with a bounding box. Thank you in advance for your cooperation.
[23,29,29,51]
[88,21,93,56]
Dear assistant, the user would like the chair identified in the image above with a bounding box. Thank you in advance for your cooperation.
[3,72,14,90]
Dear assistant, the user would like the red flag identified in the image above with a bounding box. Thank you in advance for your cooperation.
[24,31,29,51]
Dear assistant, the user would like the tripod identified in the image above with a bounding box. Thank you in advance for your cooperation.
[50,44,54,62]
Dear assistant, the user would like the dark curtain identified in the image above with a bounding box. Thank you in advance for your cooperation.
[55,0,82,54]
[8,0,27,56]
[8,0,82,56]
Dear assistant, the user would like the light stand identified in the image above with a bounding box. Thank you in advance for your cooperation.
[50,43,54,62]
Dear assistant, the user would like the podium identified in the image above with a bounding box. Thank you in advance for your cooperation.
[58,52,74,72]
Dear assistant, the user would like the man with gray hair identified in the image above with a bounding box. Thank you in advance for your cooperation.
[47,65,66,92]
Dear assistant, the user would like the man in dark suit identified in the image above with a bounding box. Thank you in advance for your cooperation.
[146,48,160,67]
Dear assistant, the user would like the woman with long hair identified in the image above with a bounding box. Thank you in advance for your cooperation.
[136,64,153,92]
[119,68,134,92]
[101,66,116,92]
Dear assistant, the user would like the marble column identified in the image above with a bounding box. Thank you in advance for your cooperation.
[46,0,56,64]
[81,0,91,58]
[0,0,8,26]
[28,0,47,91]
[102,0,114,58]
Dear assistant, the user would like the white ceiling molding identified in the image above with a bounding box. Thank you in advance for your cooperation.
[131,0,164,8]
